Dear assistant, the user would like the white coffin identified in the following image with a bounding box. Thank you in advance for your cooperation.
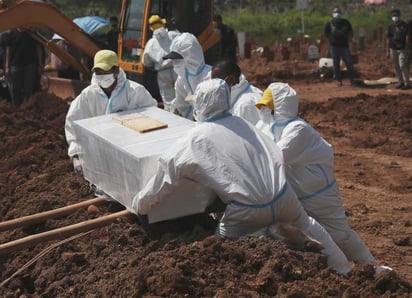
[73,106,217,223]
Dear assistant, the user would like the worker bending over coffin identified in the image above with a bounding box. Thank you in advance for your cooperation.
[133,78,351,275]
[65,50,157,175]
[163,32,211,119]
[254,82,392,275]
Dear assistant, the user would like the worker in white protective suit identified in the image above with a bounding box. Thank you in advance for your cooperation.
[65,50,157,175]
[211,59,262,125]
[142,15,179,111]
[255,82,392,275]
[133,78,352,275]
[163,32,211,119]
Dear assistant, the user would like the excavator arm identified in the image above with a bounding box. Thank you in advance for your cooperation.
[0,0,222,101]
[30,31,90,76]
[0,0,101,58]
[0,0,104,99]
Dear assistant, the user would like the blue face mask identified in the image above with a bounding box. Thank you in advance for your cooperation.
[332,12,341,19]
[392,16,399,23]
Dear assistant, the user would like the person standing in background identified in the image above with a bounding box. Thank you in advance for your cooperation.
[213,14,238,62]
[0,37,10,102]
[3,28,43,107]
[50,34,81,80]
[163,32,211,119]
[142,15,179,111]
[324,7,356,87]
[387,9,410,90]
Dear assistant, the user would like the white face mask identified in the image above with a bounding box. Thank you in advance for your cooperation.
[332,12,341,18]
[95,73,115,89]
[392,16,399,23]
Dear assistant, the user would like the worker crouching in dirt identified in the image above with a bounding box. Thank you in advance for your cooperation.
[133,78,352,275]
[65,49,157,176]
[254,82,392,275]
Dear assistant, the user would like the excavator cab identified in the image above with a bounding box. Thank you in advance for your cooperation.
[0,0,220,101]
[118,0,220,100]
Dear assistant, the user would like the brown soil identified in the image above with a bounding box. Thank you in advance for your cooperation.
[0,45,411,296]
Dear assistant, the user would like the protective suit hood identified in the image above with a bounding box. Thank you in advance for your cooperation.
[168,32,211,118]
[193,79,230,122]
[268,82,298,121]
[170,32,205,75]
[230,74,262,125]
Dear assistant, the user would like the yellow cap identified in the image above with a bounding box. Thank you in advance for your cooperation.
[255,88,274,111]
[149,15,166,25]
[92,50,118,71]
[149,15,166,31]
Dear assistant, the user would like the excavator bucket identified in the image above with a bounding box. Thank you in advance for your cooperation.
[41,75,89,101]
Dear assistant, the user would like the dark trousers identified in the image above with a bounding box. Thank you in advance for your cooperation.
[330,45,355,83]
[8,64,37,107]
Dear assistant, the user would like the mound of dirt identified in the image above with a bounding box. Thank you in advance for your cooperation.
[0,52,411,296]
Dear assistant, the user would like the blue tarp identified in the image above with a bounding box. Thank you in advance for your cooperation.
[73,16,110,35]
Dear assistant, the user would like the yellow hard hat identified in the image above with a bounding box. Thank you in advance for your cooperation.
[255,88,275,111]
[149,15,166,31]
[92,50,118,71]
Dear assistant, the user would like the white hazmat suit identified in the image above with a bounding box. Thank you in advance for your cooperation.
[167,32,211,119]
[65,68,157,158]
[255,82,376,264]
[142,27,179,111]
[230,74,262,125]
[134,78,351,274]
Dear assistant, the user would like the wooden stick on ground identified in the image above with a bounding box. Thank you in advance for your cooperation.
[0,210,132,255]
[0,197,105,232]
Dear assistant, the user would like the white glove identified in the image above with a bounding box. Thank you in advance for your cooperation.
[72,156,83,177]
[184,94,194,103]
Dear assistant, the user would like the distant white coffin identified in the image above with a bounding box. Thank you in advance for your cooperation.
[73,106,217,223]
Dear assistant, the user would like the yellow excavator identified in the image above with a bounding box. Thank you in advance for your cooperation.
[0,0,221,100]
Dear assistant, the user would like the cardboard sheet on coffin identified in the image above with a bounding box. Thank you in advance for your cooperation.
[73,107,218,223]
